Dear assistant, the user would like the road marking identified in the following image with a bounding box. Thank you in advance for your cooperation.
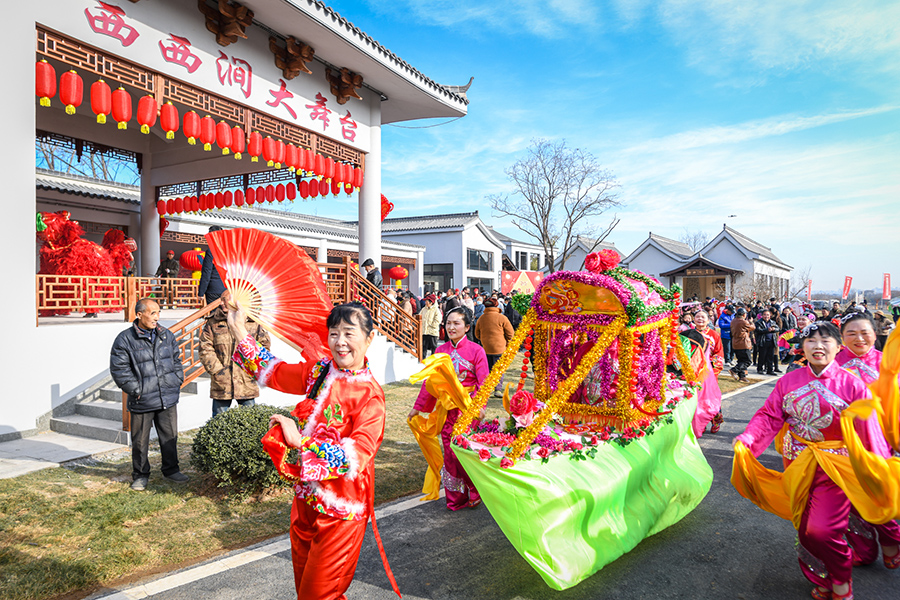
[721,376,777,401]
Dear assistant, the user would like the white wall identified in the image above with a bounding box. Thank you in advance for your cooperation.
[461,225,502,291]
[384,230,461,289]
[626,245,681,281]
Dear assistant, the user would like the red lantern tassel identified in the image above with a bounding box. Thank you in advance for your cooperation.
[36,60,56,107]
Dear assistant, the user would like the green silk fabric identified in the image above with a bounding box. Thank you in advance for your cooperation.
[452,396,713,590]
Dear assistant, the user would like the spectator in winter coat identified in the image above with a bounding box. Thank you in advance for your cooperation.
[420,294,442,357]
[198,226,226,304]
[361,258,382,288]
[475,298,514,397]
[717,305,734,365]
[110,298,188,491]
[755,309,781,375]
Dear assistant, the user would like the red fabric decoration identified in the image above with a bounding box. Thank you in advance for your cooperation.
[90,79,111,124]
[173,197,184,213]
[224,190,233,208]
[200,115,216,151]
[248,131,262,162]
[263,137,276,166]
[286,182,297,200]
[36,60,56,107]
[381,194,394,221]
[276,183,286,202]
[318,179,329,196]
[137,95,157,134]
[235,189,245,207]
[299,179,309,198]
[160,217,169,237]
[111,87,132,130]
[160,102,179,139]
[59,70,83,115]
[584,249,621,273]
[183,111,200,145]
[231,126,245,159]
[156,200,167,215]
[180,250,203,271]
[216,121,232,154]
[246,187,256,205]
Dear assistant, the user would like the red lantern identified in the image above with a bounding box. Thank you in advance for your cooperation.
[299,179,309,199]
[179,250,203,272]
[215,192,224,210]
[91,79,111,124]
[245,187,255,205]
[285,144,299,172]
[344,182,353,195]
[183,111,200,145]
[230,126,245,159]
[331,180,341,196]
[299,149,311,174]
[319,179,329,196]
[248,131,262,162]
[262,137,276,166]
[166,199,175,213]
[111,87,132,129]
[274,140,285,169]
[353,167,364,188]
[234,189,244,207]
[388,266,409,281]
[335,163,346,184]
[286,182,296,200]
[160,102,179,139]
[314,154,325,177]
[308,180,319,198]
[36,60,56,107]
[323,157,335,181]
[59,70,83,115]
[137,95,157,134]
[156,199,167,215]
[265,185,275,203]
[189,196,198,212]
[275,184,285,202]
[216,121,232,154]
[224,190,233,208]
[200,115,216,151]
[173,197,184,213]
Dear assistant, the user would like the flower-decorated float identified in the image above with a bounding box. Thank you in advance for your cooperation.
[419,250,714,590]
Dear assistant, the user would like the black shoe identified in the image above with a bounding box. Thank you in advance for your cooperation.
[131,477,149,491]
[729,368,739,381]
[164,472,189,483]
[766,371,775,376]
[773,369,782,374]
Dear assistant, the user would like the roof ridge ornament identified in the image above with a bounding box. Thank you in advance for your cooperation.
[269,35,315,79]
[198,0,254,47]
[326,67,364,104]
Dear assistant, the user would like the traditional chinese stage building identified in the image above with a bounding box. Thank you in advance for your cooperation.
[6,0,469,439]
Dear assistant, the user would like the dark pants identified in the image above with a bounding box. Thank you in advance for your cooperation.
[486,354,503,392]
[130,405,179,480]
[721,337,732,363]
[733,349,752,378]
[423,334,438,357]
[752,342,759,366]
[758,343,776,374]
[212,398,256,417]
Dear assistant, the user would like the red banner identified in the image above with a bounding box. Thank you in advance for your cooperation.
[842,276,852,300]
[806,280,812,301]
[884,273,891,300]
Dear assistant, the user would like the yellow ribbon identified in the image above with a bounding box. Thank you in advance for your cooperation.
[407,354,476,500]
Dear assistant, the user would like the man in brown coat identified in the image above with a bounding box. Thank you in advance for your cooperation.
[475,298,515,397]
[729,307,755,382]
[199,306,271,417]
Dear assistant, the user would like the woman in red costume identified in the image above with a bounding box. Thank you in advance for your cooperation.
[692,309,725,434]
[225,298,398,600]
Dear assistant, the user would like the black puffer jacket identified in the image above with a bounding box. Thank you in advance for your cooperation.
[110,321,184,413]
[198,250,225,303]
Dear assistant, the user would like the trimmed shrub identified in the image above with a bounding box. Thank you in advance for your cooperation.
[190,404,297,494]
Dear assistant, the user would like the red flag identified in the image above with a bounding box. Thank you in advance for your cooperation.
[806,280,812,301]
[842,276,852,300]
[884,274,891,301]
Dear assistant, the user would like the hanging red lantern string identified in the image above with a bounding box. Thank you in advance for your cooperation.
[111,87,132,129]
[200,115,216,151]
[166,199,175,214]
[215,192,224,210]
[224,190,233,208]
[286,182,297,201]
[262,136,276,166]
[318,179,330,197]
[248,131,262,162]
[299,179,309,199]
[308,179,319,198]
[173,197,184,214]
[235,189,245,207]
[183,110,200,145]
[230,126,245,159]
[36,60,56,107]
[216,121,232,155]
[159,102,179,139]
[285,144,299,172]
[275,183,286,202]
[137,95,157,134]
[59,70,83,115]
[90,79,111,124]
[265,185,275,203]
[245,187,256,205]
[156,200,167,216]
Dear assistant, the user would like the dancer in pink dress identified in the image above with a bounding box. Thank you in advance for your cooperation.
[692,309,724,435]
[734,322,900,600]
[409,307,489,510]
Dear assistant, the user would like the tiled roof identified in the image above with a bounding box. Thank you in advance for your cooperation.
[575,235,623,258]
[486,227,542,247]
[377,211,480,232]
[36,168,139,204]
[722,226,789,267]
[649,233,694,258]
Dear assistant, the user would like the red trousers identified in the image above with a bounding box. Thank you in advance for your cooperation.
[290,496,368,600]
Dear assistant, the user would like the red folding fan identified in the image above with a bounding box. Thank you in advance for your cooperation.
[205,228,332,360]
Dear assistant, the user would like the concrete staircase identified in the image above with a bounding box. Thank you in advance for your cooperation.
[49,379,200,445]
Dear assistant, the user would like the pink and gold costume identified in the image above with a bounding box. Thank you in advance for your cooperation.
[413,335,489,510]
[733,361,900,588]
[692,327,724,437]
[836,346,881,385]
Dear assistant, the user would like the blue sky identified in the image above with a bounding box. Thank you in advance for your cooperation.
[297,1,900,291]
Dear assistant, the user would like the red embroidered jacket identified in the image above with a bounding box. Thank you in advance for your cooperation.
[233,335,385,521]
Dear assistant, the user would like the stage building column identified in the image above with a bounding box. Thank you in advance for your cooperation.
[318,238,329,263]
[358,100,382,270]
[139,153,159,276]
[416,249,425,296]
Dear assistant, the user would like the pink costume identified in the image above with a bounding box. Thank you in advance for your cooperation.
[692,328,724,438]
[836,346,881,385]
[735,361,900,588]
[414,335,489,510]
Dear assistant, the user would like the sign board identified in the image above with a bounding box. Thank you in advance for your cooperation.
[686,268,716,276]
[501,271,543,295]
[884,274,892,301]
[842,276,852,301]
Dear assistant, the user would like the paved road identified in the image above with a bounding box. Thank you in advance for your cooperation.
[88,380,900,600]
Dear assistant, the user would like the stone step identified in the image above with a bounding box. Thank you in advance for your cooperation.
[49,414,130,445]
[99,380,198,402]
[75,398,122,421]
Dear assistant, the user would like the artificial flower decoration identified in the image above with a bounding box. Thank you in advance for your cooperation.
[507,389,539,428]
[584,249,621,273]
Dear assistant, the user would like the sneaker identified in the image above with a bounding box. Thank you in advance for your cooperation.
[130,477,149,491]
[164,472,189,483]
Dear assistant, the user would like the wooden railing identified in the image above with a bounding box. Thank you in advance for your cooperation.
[347,266,423,360]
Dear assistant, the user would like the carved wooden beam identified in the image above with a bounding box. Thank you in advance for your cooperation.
[325,67,363,105]
[269,36,315,79]
[198,0,254,47]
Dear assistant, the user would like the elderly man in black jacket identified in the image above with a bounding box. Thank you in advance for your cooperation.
[110,298,188,491]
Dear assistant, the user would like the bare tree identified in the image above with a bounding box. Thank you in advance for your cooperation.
[488,139,620,273]
[35,140,139,184]
[679,228,709,252]
[786,265,813,301]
